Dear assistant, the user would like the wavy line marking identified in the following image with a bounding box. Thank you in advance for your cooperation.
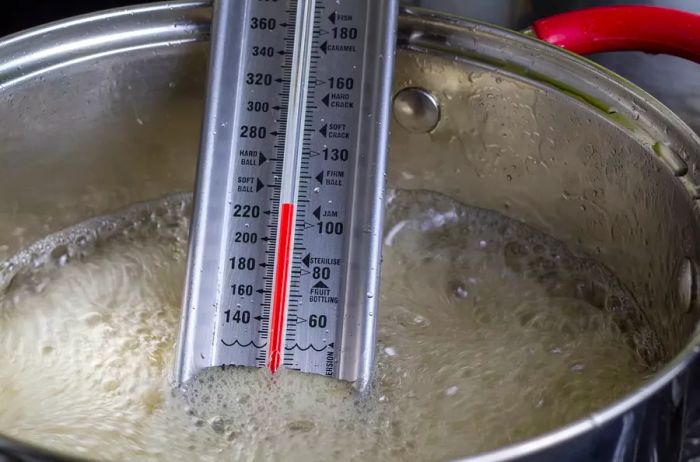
[284,343,333,352]
[220,339,267,348]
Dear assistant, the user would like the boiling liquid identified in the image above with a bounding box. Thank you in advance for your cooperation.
[0,190,654,461]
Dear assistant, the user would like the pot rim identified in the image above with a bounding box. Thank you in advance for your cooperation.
[1,2,699,461]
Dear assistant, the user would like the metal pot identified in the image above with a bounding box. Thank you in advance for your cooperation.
[2,2,700,461]
[403,0,700,136]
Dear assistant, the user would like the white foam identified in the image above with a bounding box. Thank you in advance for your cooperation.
[0,191,654,461]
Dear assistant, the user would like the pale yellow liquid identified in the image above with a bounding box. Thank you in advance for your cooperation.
[0,190,654,461]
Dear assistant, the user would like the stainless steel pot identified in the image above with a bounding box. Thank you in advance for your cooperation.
[404,0,700,135]
[2,2,700,461]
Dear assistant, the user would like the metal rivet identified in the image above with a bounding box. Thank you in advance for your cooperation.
[671,378,683,408]
[678,257,698,313]
[392,87,440,133]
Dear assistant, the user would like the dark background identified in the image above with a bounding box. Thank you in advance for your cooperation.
[0,0,143,36]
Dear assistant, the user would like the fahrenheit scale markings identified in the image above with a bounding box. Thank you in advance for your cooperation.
[176,0,398,391]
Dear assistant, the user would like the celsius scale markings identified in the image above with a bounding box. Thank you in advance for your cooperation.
[176,0,398,391]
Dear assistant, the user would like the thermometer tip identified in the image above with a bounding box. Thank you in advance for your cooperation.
[268,353,281,374]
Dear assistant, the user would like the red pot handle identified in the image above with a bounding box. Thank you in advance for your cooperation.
[531,6,700,64]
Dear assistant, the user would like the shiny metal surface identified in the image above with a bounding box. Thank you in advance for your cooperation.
[334,0,397,390]
[176,0,397,389]
[677,258,698,314]
[404,0,700,136]
[1,2,700,461]
[392,87,440,133]
[395,9,700,460]
[175,0,248,386]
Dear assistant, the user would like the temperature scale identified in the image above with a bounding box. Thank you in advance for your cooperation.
[175,0,398,391]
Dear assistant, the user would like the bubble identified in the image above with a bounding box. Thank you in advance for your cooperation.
[570,363,586,373]
[449,281,469,299]
[0,190,654,462]
[286,420,315,433]
[209,416,225,434]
